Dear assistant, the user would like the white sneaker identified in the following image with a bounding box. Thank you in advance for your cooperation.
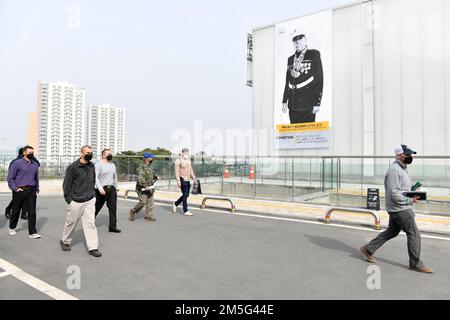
[184,211,193,216]
[9,229,16,236]
[29,234,42,239]
[172,202,177,213]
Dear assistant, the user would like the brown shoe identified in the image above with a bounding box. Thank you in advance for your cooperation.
[129,209,135,221]
[360,245,377,263]
[144,216,156,222]
[409,266,433,274]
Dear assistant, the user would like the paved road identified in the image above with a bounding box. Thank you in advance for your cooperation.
[0,194,449,300]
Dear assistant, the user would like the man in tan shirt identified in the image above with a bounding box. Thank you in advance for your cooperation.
[173,148,197,216]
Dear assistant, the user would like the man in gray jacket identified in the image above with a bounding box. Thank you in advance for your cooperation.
[360,145,433,274]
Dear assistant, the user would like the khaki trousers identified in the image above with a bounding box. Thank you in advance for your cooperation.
[133,191,154,218]
[61,198,99,251]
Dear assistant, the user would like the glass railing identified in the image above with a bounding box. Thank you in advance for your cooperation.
[0,155,448,214]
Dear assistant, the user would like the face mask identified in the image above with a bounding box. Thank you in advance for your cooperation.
[106,155,113,161]
[404,156,413,165]
[84,153,93,161]
[26,153,34,160]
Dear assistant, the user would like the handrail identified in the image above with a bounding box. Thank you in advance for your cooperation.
[324,206,382,230]
[127,155,449,160]
[21,154,450,160]
[124,189,137,199]
[200,196,236,213]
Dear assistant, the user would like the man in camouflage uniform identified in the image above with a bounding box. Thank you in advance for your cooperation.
[129,153,160,222]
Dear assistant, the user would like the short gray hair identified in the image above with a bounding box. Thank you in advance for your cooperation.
[80,145,92,152]
[182,148,189,153]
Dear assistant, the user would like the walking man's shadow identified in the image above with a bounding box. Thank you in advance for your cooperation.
[303,234,407,269]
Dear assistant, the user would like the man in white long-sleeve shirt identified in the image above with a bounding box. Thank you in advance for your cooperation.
[94,149,121,233]
[360,145,433,274]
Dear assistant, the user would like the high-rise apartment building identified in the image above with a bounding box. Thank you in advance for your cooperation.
[37,81,86,161]
[87,103,125,157]
[33,81,125,162]
[27,111,38,152]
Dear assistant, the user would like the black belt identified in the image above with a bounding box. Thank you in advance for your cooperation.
[17,186,34,190]
[103,185,115,189]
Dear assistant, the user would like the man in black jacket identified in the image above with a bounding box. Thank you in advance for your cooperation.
[60,145,102,257]
[282,34,323,124]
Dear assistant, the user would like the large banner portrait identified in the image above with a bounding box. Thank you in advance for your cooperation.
[273,10,332,149]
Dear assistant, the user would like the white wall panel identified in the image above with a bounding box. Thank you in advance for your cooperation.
[421,0,447,156]
[252,26,275,156]
[398,0,424,153]
[252,0,450,156]
[445,0,450,156]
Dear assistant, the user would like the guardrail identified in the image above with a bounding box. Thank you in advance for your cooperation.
[200,196,236,213]
[1,154,448,214]
[124,189,137,199]
[324,206,382,230]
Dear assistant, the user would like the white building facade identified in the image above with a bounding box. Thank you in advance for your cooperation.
[87,103,125,157]
[251,0,450,157]
[37,81,87,161]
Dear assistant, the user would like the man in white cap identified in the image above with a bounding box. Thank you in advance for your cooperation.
[360,145,433,274]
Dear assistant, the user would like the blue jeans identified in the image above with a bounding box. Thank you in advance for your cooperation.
[175,177,190,213]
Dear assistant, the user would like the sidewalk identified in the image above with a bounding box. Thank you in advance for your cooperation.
[1,180,449,236]
[145,190,450,237]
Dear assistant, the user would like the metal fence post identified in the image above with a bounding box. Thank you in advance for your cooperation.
[253,156,257,198]
[127,157,130,181]
[321,157,325,191]
[221,156,224,195]
[203,155,206,184]
[331,158,334,191]
[338,158,341,189]
[336,158,341,205]
[309,157,312,188]
[168,157,171,190]
[261,157,264,185]
[360,158,364,196]
[291,157,295,199]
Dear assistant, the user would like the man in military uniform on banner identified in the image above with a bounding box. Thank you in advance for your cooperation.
[282,34,324,124]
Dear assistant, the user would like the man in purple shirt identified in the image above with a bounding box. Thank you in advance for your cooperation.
[7,146,41,239]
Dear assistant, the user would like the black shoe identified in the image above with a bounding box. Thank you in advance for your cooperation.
[5,208,11,219]
[109,227,122,233]
[59,240,71,252]
[21,213,28,220]
[89,249,102,257]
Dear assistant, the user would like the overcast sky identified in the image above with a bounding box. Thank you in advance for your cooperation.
[0,0,349,153]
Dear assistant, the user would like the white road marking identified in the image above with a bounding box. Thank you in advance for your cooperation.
[119,198,450,242]
[0,258,78,300]
[0,271,10,278]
